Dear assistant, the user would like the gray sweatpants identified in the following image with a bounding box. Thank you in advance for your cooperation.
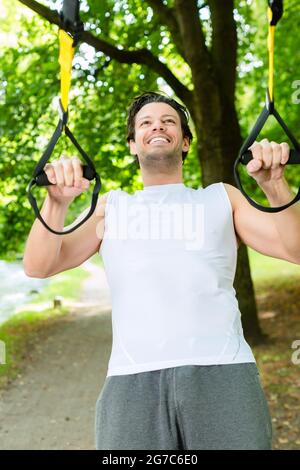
[95,363,272,450]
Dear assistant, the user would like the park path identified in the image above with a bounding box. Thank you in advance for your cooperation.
[0,260,112,450]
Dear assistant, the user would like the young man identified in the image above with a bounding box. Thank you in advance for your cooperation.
[23,92,300,450]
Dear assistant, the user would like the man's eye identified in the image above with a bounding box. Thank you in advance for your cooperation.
[140,119,175,126]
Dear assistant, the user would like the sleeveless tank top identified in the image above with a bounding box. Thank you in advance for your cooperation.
[99,182,255,377]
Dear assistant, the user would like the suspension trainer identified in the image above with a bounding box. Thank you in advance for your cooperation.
[27,0,101,234]
[233,0,300,212]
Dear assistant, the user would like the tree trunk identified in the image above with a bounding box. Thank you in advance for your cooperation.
[234,245,265,343]
[218,102,265,344]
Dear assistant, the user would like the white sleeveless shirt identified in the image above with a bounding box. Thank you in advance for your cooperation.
[99,182,255,377]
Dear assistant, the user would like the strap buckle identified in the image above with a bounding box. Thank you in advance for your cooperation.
[58,98,69,126]
[265,89,274,112]
[59,0,84,47]
[268,0,283,26]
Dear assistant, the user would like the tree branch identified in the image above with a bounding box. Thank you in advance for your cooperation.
[18,0,192,108]
[174,0,217,108]
[207,0,237,102]
[83,31,193,106]
[174,0,212,76]
[18,0,59,24]
[145,0,188,62]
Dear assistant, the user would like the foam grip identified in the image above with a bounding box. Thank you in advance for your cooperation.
[35,165,95,186]
[240,149,300,165]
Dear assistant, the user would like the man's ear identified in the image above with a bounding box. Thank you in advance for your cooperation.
[182,136,190,153]
[129,139,137,155]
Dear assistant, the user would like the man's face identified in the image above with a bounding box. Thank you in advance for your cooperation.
[129,102,190,170]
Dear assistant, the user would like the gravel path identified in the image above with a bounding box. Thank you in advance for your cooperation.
[0,260,112,450]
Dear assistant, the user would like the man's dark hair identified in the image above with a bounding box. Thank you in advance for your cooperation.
[126,91,193,166]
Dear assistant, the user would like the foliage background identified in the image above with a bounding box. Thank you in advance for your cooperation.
[0,0,300,259]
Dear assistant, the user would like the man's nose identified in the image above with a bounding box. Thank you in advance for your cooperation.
[151,120,166,130]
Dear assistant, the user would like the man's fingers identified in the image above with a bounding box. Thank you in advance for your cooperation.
[270,141,282,169]
[52,160,65,187]
[44,156,89,190]
[44,163,56,184]
[249,139,289,169]
[71,156,84,188]
[247,140,263,173]
[249,142,262,159]
[260,139,273,169]
[247,158,262,173]
[60,156,74,187]
[280,142,290,164]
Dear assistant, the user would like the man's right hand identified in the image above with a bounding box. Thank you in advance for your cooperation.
[44,155,90,204]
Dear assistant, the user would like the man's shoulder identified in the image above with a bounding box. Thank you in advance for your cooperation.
[222,183,241,212]
[95,191,111,217]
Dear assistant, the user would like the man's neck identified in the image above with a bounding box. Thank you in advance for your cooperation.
[141,173,183,188]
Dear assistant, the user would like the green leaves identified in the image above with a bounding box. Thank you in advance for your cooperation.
[1,0,299,258]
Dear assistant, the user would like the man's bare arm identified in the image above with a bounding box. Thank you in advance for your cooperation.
[23,155,99,278]
[23,194,70,278]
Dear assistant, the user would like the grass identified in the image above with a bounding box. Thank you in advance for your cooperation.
[0,264,90,390]
[248,247,300,283]
[19,265,90,307]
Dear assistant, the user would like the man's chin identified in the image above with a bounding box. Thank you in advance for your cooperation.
[141,152,181,170]
[144,151,175,162]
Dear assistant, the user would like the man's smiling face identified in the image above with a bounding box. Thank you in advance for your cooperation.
[129,102,190,170]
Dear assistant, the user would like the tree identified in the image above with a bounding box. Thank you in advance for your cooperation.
[4,0,299,341]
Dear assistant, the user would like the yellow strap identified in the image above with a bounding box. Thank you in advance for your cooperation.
[267,7,275,102]
[59,29,75,113]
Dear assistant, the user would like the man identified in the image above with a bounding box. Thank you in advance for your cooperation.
[23,92,300,450]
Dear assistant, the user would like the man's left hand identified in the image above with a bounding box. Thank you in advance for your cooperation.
[246,138,290,188]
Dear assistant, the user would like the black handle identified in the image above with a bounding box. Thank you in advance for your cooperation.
[35,165,95,186]
[240,149,300,165]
